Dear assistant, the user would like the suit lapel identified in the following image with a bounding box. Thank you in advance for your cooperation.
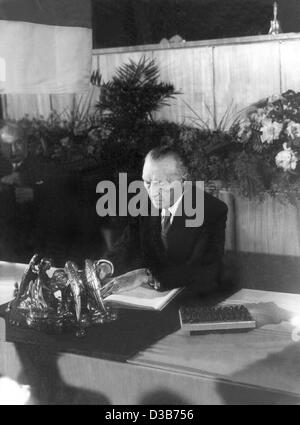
[145,211,168,263]
[165,187,203,261]
[141,185,204,264]
[166,213,196,261]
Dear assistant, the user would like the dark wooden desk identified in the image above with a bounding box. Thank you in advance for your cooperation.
[1,261,300,404]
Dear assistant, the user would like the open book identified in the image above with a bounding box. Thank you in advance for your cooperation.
[104,283,182,311]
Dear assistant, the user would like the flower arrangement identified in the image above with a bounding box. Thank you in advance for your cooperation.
[233,90,300,201]
[236,90,300,173]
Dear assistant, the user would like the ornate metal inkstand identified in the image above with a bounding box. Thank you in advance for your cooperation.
[6,254,118,337]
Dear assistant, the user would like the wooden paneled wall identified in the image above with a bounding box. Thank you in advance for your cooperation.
[218,190,300,256]
[218,190,300,293]
[3,33,300,126]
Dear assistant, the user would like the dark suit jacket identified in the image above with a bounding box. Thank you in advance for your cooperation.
[105,189,228,295]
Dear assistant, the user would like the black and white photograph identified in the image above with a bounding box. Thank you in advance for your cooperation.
[0,0,300,407]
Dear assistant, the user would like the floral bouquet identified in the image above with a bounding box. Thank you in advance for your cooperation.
[236,90,300,174]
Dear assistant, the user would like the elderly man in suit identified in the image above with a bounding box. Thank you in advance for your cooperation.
[105,145,228,296]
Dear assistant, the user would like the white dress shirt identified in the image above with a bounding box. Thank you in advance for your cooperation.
[161,192,184,225]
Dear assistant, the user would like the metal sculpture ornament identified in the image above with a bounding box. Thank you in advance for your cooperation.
[6,254,117,337]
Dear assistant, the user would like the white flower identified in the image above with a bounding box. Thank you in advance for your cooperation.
[88,128,100,142]
[251,109,267,124]
[73,123,86,136]
[87,145,95,155]
[267,94,284,104]
[260,119,282,144]
[275,142,298,171]
[237,118,251,138]
[60,136,70,147]
[286,121,300,139]
[88,127,111,142]
[100,128,111,138]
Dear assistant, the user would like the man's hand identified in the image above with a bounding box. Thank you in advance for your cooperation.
[15,187,34,204]
[109,268,150,294]
[1,172,21,186]
[244,302,293,328]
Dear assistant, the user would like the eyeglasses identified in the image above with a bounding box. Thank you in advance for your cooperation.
[143,180,172,190]
[143,178,186,191]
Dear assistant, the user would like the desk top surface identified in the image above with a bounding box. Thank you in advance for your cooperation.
[1,261,300,397]
[130,288,300,397]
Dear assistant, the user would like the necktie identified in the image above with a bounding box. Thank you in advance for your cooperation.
[161,212,172,249]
